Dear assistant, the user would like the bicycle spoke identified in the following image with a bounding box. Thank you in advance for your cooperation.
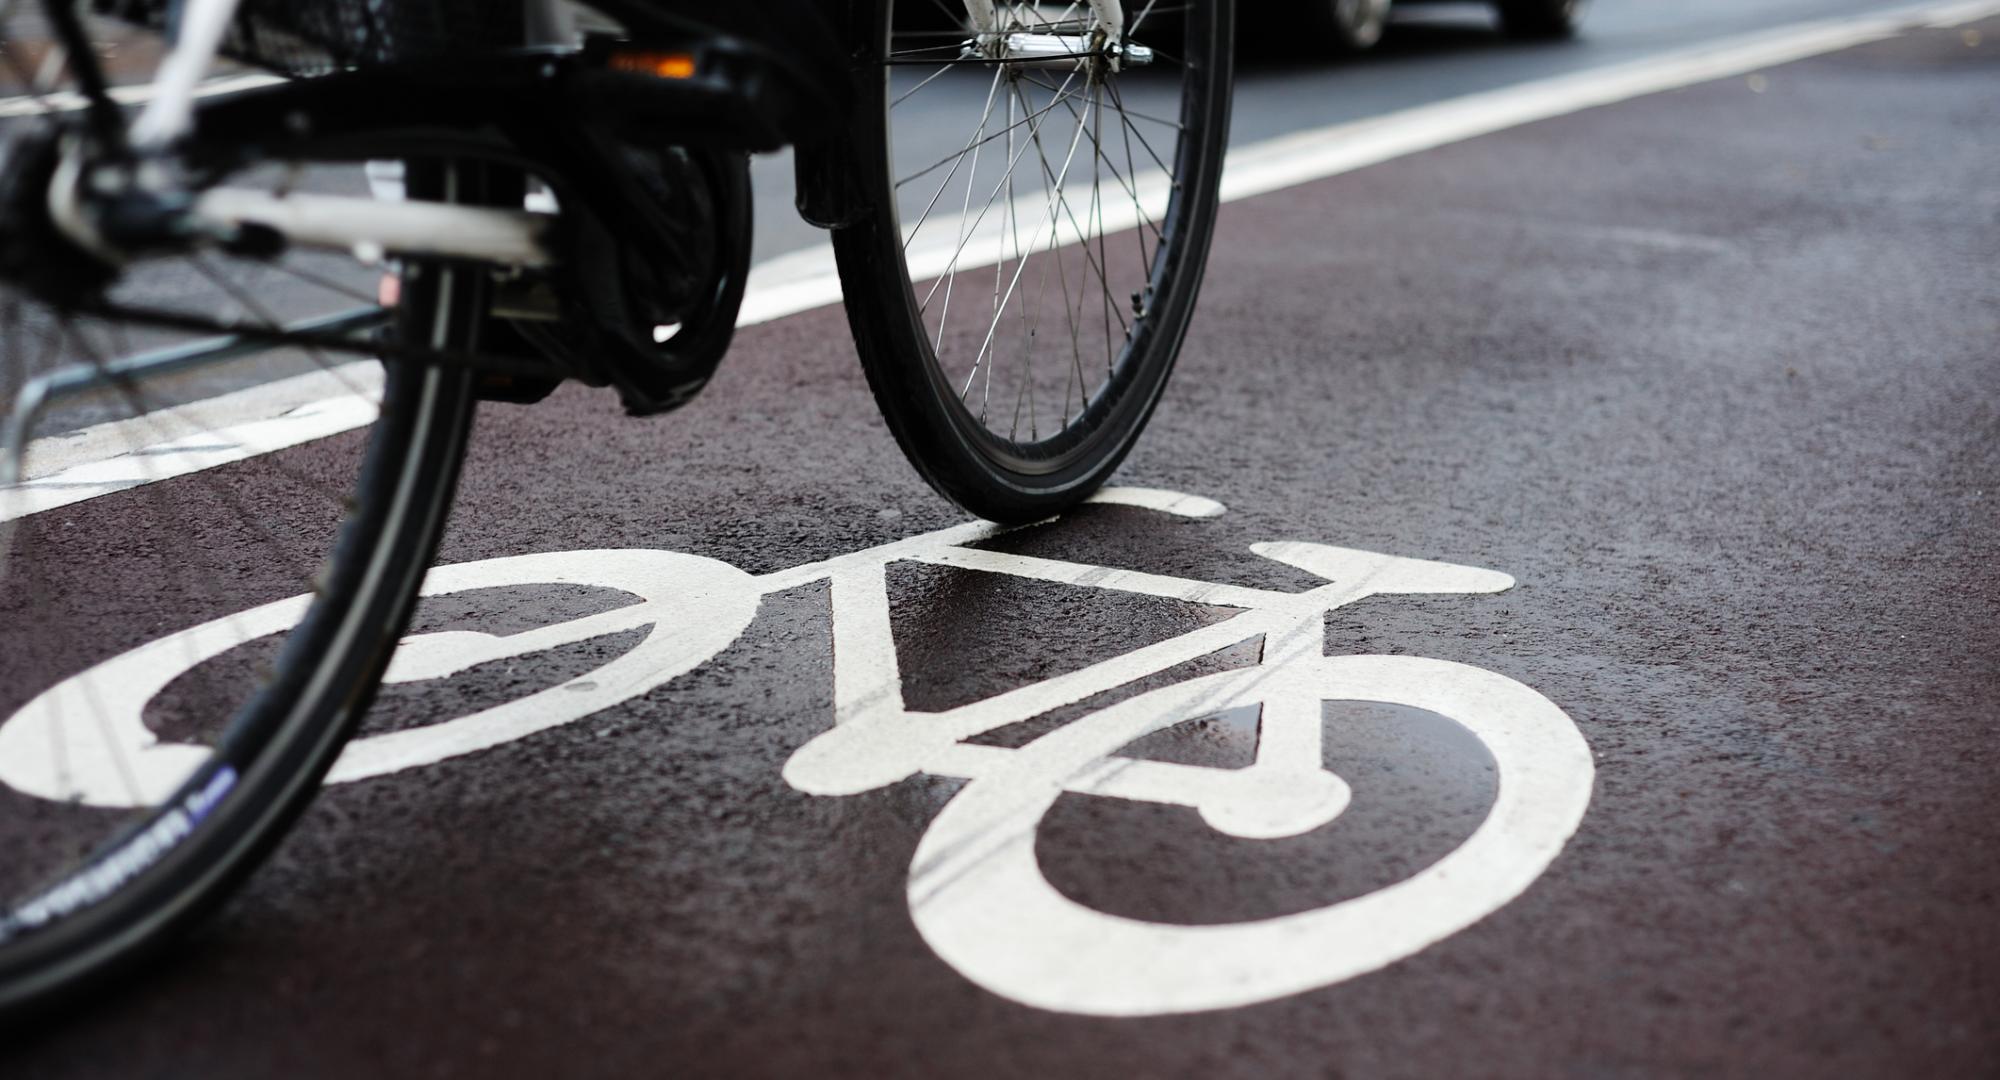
[1013,78,1137,346]
[1092,77,1115,390]
[929,66,1007,356]
[1106,77,1176,177]
[876,0,1219,465]
[1108,80,1159,284]
[1011,71,1157,389]
[1020,72,1166,249]
[905,65,1007,254]
[891,60,958,107]
[965,73,1094,426]
[896,87,1078,191]
[1102,100,1185,132]
[919,68,1082,314]
[1008,75,1090,434]
[920,0,968,28]
[916,71,1088,320]
[0,7,529,995]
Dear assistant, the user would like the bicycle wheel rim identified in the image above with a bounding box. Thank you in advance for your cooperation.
[0,142,486,1017]
[0,360,475,1015]
[845,0,1233,497]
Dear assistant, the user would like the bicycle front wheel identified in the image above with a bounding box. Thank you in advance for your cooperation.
[834,1,1235,523]
[0,152,489,1015]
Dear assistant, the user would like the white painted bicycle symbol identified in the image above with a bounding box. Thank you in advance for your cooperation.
[0,487,1593,1016]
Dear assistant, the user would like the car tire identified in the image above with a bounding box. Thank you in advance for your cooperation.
[1493,0,1585,40]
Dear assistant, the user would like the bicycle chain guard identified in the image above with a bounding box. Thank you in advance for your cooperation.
[533,140,752,417]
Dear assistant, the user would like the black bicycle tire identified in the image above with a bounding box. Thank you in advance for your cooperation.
[0,165,487,1021]
[832,0,1234,524]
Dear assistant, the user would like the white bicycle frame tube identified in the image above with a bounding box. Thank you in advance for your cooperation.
[195,187,553,267]
[128,0,245,148]
[963,0,999,37]
[1092,0,1126,47]
[130,0,573,147]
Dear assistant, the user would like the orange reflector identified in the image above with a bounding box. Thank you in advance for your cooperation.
[609,51,697,79]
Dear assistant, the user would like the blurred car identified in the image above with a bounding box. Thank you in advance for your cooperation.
[1283,0,1587,52]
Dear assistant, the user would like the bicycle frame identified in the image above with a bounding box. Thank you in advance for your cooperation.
[128,0,572,145]
[53,0,1138,271]
[51,0,564,270]
[1,0,1179,459]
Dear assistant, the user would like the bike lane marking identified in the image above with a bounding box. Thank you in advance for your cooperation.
[0,483,1527,818]
[0,487,1594,1016]
[0,487,1214,803]
[0,548,760,804]
[11,0,1997,518]
[1,363,382,523]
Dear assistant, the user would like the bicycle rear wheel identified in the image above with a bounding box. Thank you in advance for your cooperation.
[834,0,1234,523]
[0,102,488,1017]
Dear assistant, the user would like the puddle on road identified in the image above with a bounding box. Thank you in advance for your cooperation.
[1035,701,1499,925]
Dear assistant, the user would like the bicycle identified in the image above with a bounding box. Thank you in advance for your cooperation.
[0,486,1596,1016]
[0,0,1234,1012]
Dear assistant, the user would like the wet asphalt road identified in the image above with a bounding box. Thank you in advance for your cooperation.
[5,11,2000,1080]
[749,0,1937,259]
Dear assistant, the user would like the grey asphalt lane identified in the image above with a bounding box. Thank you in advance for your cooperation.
[0,1,1946,431]
[3,11,1998,1080]
[748,0,1951,259]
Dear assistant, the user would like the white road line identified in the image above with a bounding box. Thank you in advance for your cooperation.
[1217,0,2000,205]
[9,0,1996,518]
[752,0,2000,320]
[751,0,2000,321]
[0,363,381,523]
[0,72,284,119]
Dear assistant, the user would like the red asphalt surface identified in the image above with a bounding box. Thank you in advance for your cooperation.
[4,18,1997,1078]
